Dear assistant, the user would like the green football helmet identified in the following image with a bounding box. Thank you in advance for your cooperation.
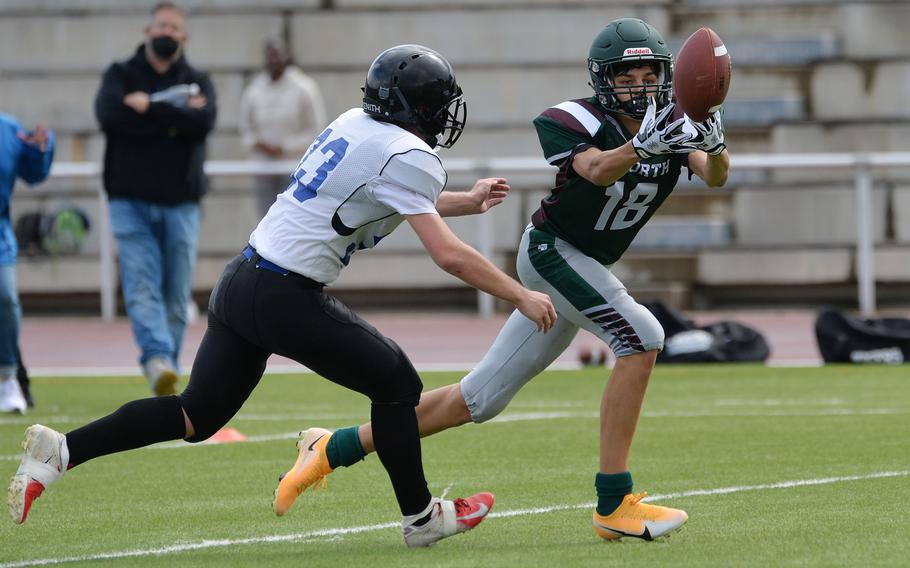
[587,18,673,119]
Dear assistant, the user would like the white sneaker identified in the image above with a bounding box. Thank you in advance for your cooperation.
[8,424,68,524]
[402,492,494,548]
[0,375,27,414]
[144,357,178,396]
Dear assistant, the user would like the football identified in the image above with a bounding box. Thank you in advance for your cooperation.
[578,345,609,367]
[672,27,732,121]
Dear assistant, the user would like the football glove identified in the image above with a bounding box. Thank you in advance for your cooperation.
[688,110,726,155]
[631,99,698,159]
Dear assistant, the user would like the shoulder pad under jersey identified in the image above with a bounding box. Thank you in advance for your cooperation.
[380,139,448,202]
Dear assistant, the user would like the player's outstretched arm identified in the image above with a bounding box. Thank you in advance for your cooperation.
[573,99,697,187]
[572,144,640,187]
[435,177,511,217]
[407,212,556,332]
[686,111,729,187]
[687,149,729,187]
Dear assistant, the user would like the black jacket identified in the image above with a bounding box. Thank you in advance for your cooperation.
[95,45,217,204]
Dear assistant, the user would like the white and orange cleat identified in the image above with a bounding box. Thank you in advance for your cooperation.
[592,492,687,541]
[273,428,334,516]
[8,424,68,524]
[403,492,494,548]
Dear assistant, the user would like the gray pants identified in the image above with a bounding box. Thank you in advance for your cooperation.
[461,226,664,423]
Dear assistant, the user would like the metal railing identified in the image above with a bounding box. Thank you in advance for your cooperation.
[44,152,910,320]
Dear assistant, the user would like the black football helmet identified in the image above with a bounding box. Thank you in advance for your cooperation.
[362,44,467,148]
[587,18,673,119]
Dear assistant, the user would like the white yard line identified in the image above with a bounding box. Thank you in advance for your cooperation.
[24,359,825,377]
[26,362,581,378]
[488,407,908,423]
[2,406,906,461]
[1,470,907,568]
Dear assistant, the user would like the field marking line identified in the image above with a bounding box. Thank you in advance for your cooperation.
[4,404,902,430]
[26,361,582,378]
[488,407,908,423]
[25,358,825,378]
[1,470,908,567]
[2,405,907,461]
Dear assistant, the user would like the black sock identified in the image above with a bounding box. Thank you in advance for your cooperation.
[66,396,186,468]
[371,402,431,517]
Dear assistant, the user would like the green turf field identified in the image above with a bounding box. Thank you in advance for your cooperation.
[1,365,908,567]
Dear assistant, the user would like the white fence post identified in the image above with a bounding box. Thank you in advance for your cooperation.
[854,159,876,315]
[97,188,116,322]
[474,160,495,317]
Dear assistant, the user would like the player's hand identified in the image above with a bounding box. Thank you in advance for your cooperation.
[467,177,511,214]
[124,91,150,114]
[631,98,698,159]
[688,110,726,155]
[17,123,50,152]
[515,290,557,333]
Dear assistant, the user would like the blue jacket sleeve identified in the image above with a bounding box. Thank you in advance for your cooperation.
[17,130,55,185]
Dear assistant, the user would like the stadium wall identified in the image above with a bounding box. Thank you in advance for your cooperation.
[4,0,910,310]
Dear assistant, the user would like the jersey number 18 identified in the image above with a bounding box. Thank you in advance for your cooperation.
[593,181,658,231]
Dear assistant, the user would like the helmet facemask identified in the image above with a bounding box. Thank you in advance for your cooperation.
[588,58,672,119]
[424,89,466,149]
[382,85,467,149]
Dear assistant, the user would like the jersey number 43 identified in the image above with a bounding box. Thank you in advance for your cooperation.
[291,128,350,203]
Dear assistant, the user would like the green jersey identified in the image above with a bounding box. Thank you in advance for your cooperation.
[531,97,687,265]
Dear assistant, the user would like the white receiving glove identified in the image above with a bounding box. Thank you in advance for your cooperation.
[631,98,699,159]
[687,110,726,155]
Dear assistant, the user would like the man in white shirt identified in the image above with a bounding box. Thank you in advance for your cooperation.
[9,44,556,549]
[240,37,327,215]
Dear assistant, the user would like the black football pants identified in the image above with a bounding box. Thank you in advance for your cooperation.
[181,252,431,515]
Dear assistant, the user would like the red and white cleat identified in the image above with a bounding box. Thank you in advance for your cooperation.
[403,492,494,548]
[8,424,68,524]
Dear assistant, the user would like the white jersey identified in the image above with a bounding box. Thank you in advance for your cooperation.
[250,108,447,284]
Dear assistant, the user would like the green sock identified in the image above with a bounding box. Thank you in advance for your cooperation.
[325,426,366,469]
[595,471,633,516]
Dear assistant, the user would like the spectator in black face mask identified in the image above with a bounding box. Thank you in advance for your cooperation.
[94,1,216,396]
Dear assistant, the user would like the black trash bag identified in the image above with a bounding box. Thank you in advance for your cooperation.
[814,308,910,364]
[642,299,771,363]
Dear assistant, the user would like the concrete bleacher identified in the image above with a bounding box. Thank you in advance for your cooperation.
[5,0,910,310]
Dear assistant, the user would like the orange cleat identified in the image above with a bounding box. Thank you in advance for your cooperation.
[592,492,687,541]
[272,428,334,516]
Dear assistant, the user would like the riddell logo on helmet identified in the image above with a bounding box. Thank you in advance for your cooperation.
[624,48,653,56]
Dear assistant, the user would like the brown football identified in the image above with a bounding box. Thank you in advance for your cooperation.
[672,27,732,121]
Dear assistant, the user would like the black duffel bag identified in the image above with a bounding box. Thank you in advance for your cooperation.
[815,308,910,364]
[642,300,771,364]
